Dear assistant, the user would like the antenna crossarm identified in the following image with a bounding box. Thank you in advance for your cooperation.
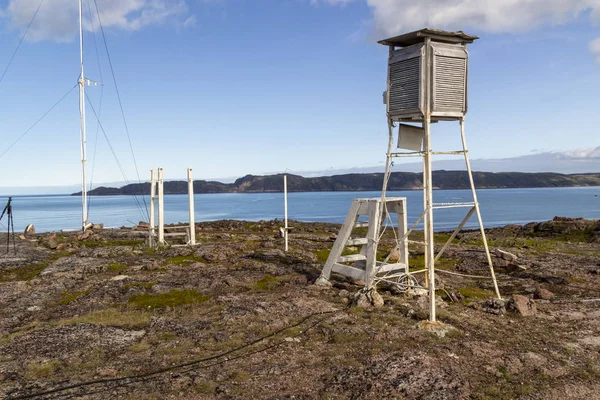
[78,77,102,87]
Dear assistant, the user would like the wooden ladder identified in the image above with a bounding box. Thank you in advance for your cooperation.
[318,197,408,288]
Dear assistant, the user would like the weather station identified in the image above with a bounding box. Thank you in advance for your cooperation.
[317,28,501,325]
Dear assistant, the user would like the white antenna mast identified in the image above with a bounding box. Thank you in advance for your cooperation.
[78,0,88,231]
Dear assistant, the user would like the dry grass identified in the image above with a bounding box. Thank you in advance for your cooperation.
[24,359,62,380]
[129,289,211,309]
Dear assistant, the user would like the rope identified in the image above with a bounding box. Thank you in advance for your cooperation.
[0,84,77,161]
[85,94,147,221]
[92,0,149,221]
[8,307,347,399]
[436,269,500,279]
[371,118,398,269]
[86,0,105,221]
[0,0,45,86]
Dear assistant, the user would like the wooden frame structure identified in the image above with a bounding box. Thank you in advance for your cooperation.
[317,198,408,288]
[148,168,197,247]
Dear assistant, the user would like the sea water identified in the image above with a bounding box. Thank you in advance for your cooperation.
[1,187,599,233]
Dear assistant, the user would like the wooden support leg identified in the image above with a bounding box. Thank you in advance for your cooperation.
[395,199,409,275]
[149,169,156,247]
[158,167,165,246]
[364,200,382,289]
[188,168,196,246]
[460,118,501,299]
[318,199,362,283]
[434,207,475,262]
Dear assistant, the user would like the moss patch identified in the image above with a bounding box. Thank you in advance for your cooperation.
[59,308,150,328]
[194,380,217,395]
[254,275,278,291]
[81,239,143,248]
[56,290,89,306]
[315,248,331,263]
[0,252,69,283]
[108,262,128,273]
[129,289,211,309]
[128,342,151,353]
[24,359,61,380]
[161,254,205,267]
[457,286,495,300]
[407,254,460,271]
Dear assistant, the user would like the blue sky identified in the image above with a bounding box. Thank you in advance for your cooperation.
[0,0,599,189]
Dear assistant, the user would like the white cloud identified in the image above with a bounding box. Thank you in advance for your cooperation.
[182,15,196,28]
[3,0,191,42]
[364,0,600,36]
[315,0,600,62]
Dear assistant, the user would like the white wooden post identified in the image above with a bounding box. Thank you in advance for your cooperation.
[284,174,288,252]
[158,167,165,245]
[149,169,156,246]
[423,37,436,322]
[188,168,196,245]
[365,199,381,289]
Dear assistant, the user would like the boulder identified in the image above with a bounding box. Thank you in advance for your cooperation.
[388,248,400,262]
[24,224,35,235]
[495,248,518,262]
[415,295,429,311]
[56,243,70,251]
[472,298,506,315]
[39,233,59,250]
[404,288,429,300]
[507,294,537,316]
[77,230,94,241]
[415,320,458,338]
[534,287,554,300]
[314,276,332,287]
[352,288,384,308]
[506,263,527,272]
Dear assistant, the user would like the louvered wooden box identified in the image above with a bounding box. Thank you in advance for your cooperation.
[380,29,476,121]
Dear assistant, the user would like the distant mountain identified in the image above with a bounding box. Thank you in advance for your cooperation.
[72,171,600,196]
[288,147,600,176]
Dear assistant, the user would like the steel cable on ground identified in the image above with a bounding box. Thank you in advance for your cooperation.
[92,0,149,221]
[0,0,45,87]
[85,0,105,221]
[0,84,78,161]
[8,307,348,400]
[85,94,147,221]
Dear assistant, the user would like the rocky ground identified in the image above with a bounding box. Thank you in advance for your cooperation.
[0,217,599,399]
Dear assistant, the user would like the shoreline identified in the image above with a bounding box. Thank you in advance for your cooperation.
[0,184,598,198]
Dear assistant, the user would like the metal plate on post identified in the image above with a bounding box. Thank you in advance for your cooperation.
[398,124,424,151]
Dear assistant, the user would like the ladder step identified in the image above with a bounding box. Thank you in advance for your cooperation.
[164,232,188,237]
[346,238,368,246]
[375,262,408,274]
[354,222,369,228]
[338,254,367,263]
[332,263,366,280]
